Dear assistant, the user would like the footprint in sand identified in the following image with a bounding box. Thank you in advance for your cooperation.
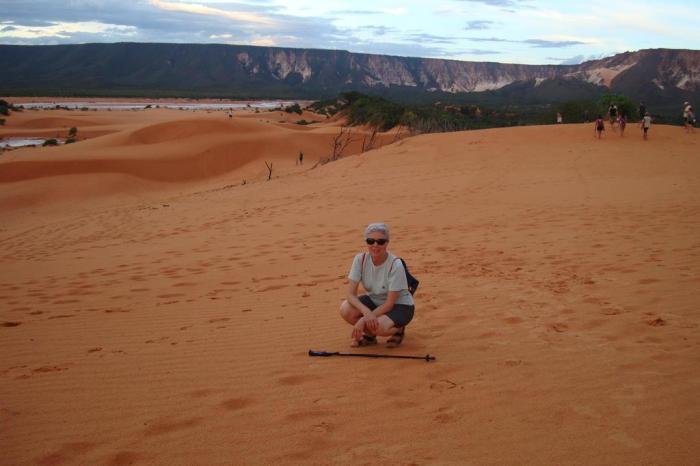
[34,365,69,373]
[548,323,568,333]
[37,441,98,466]
[220,397,254,411]
[278,374,321,386]
[433,406,463,424]
[107,451,143,466]
[143,417,204,437]
[429,379,460,392]
[208,317,231,323]
[646,317,666,327]
[1,321,22,327]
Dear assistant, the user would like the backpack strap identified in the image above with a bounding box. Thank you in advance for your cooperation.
[388,256,401,273]
[359,253,366,281]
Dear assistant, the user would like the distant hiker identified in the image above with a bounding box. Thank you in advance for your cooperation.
[638,102,646,120]
[583,109,590,123]
[684,103,695,133]
[618,114,627,137]
[594,115,605,139]
[228,111,233,119]
[608,104,618,130]
[340,223,415,348]
[556,112,563,124]
[298,151,304,165]
[641,112,652,140]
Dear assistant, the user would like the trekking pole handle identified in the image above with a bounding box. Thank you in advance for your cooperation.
[308,350,338,357]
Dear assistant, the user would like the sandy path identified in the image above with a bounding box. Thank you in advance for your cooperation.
[1,117,699,465]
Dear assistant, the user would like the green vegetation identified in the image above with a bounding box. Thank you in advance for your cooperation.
[550,100,599,123]
[284,103,302,114]
[42,139,58,146]
[311,90,649,134]
[0,99,19,116]
[599,92,636,119]
[308,98,343,116]
[315,92,545,134]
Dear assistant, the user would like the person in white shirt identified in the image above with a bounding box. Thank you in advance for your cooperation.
[684,103,695,133]
[340,223,415,348]
[641,112,652,140]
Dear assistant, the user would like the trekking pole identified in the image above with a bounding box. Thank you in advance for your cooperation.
[309,349,435,362]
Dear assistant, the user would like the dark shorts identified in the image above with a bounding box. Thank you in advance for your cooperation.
[359,295,414,328]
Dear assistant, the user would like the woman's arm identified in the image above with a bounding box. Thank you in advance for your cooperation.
[370,291,400,317]
[346,280,372,316]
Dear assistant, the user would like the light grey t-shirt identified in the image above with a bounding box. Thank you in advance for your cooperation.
[348,252,414,306]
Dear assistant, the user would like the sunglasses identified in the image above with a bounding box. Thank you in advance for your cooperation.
[366,238,388,245]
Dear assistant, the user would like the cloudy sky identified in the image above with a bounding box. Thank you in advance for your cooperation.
[0,0,697,64]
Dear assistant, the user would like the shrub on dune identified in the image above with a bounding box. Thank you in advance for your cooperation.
[284,103,302,114]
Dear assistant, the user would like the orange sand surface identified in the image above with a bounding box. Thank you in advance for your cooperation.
[1,109,699,465]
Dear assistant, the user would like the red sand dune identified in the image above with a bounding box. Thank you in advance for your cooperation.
[0,110,396,209]
[1,108,699,465]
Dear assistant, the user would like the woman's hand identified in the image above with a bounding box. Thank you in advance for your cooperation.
[352,318,365,341]
[363,312,379,333]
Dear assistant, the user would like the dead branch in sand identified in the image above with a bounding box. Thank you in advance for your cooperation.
[362,126,379,153]
[314,126,357,167]
[330,126,355,161]
[265,161,273,180]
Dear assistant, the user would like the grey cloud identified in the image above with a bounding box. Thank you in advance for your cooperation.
[1,25,17,32]
[0,0,343,50]
[464,20,494,30]
[464,49,501,55]
[355,25,398,36]
[468,37,513,43]
[523,39,585,48]
[404,33,460,45]
[469,37,584,48]
[330,10,382,15]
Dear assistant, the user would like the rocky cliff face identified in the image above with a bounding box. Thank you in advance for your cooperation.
[1,43,698,105]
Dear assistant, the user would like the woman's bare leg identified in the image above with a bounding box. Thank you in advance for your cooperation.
[339,299,363,325]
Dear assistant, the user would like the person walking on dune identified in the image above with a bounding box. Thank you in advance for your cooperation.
[638,101,646,121]
[340,223,415,348]
[608,103,618,131]
[641,112,652,140]
[594,115,605,139]
[618,114,627,137]
[684,103,695,133]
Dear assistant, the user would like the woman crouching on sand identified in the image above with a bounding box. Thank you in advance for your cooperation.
[340,223,415,348]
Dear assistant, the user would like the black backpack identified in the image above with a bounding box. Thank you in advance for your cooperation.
[362,253,420,296]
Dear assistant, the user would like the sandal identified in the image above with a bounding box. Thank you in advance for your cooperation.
[386,327,405,348]
[351,334,377,347]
